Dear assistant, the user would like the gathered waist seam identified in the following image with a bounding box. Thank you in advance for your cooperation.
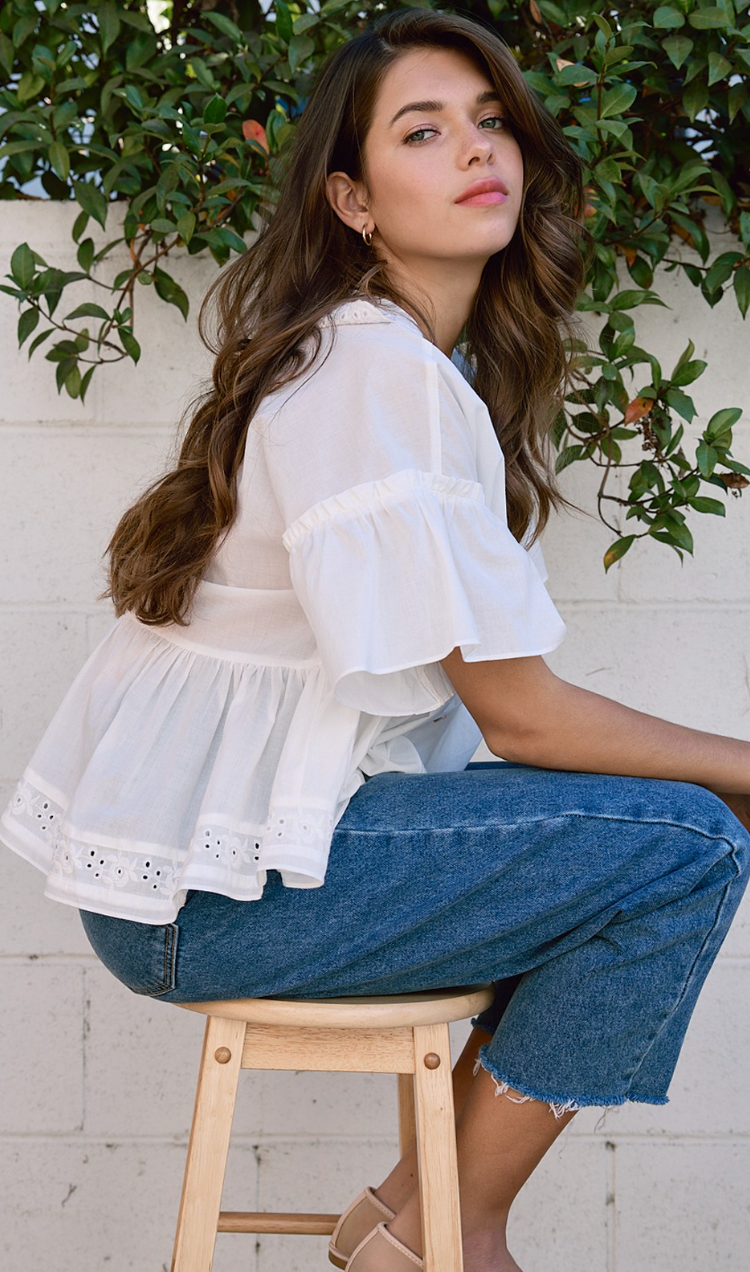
[123,611,321,669]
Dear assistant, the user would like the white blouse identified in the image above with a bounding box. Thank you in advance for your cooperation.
[0,298,566,923]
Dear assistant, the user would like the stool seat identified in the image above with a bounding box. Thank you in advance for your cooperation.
[178,984,493,1028]
[171,984,494,1271]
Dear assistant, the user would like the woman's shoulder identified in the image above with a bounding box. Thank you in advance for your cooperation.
[256,297,437,420]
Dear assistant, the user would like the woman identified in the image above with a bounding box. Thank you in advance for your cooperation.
[2,10,749,1272]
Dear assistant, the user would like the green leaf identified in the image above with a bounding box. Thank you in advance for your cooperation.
[555,444,587,473]
[611,289,665,310]
[627,255,654,288]
[79,366,95,404]
[153,267,189,320]
[599,84,637,118]
[288,34,315,73]
[734,265,750,318]
[683,79,709,122]
[18,308,39,347]
[556,62,598,86]
[203,94,227,125]
[64,302,110,321]
[729,82,749,124]
[72,180,108,230]
[212,226,248,254]
[176,213,196,244]
[72,210,89,243]
[0,32,14,78]
[689,496,726,515]
[11,243,36,290]
[651,520,694,553]
[704,252,743,292]
[654,6,685,27]
[64,364,82,399]
[293,14,319,34]
[77,238,94,272]
[120,330,141,363]
[48,139,70,182]
[98,2,121,53]
[595,157,621,182]
[205,12,244,43]
[671,359,707,386]
[688,7,730,28]
[28,327,54,357]
[665,388,696,421]
[16,72,45,104]
[672,340,695,375]
[54,357,76,394]
[696,441,719,477]
[275,0,293,42]
[123,85,144,112]
[706,407,742,436]
[151,218,177,233]
[604,535,636,570]
[662,35,693,68]
[708,52,732,85]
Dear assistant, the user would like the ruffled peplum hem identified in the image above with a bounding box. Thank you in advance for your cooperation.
[0,615,373,922]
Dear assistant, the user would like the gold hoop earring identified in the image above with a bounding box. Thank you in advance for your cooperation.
[362,225,373,247]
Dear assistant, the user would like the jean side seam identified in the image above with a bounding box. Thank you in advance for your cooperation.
[335,813,747,848]
[138,923,178,997]
[621,842,745,1091]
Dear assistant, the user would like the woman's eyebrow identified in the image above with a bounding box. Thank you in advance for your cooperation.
[388,89,502,128]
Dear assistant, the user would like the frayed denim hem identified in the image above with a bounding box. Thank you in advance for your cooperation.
[474,1044,670,1119]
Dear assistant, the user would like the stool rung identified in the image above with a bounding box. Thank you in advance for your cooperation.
[217,1210,340,1235]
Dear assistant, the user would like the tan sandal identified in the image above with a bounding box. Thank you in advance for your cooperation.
[346,1221,423,1270]
[328,1188,397,1268]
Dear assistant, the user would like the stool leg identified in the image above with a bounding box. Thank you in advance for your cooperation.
[172,1015,246,1272]
[413,1023,464,1272]
[397,1074,417,1155]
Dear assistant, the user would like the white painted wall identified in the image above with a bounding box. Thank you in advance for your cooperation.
[0,201,748,1272]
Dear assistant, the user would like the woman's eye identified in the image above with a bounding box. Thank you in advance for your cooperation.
[404,127,437,145]
[479,115,506,130]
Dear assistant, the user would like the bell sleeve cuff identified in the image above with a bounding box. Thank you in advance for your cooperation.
[281,470,566,717]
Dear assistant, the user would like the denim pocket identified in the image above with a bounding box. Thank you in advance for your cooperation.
[79,910,180,997]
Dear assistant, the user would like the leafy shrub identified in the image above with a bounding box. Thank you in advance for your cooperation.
[1,0,749,566]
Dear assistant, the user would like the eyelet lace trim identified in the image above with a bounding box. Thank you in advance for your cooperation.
[5,779,334,908]
[265,808,335,848]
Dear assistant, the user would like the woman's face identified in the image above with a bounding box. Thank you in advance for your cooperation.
[359,45,524,272]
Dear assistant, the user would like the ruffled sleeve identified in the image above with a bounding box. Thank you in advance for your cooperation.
[282,469,564,715]
[260,304,565,717]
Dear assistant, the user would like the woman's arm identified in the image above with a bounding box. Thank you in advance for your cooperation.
[440,649,750,825]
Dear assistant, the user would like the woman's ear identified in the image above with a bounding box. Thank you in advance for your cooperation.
[326,171,372,235]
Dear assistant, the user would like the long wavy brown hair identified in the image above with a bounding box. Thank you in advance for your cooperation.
[107,8,587,626]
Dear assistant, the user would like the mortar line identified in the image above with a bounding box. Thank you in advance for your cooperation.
[607,1138,616,1272]
[0,1131,747,1145]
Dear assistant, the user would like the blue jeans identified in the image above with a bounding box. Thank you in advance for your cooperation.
[80,763,750,1113]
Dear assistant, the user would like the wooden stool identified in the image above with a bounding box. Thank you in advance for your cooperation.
[170,984,493,1272]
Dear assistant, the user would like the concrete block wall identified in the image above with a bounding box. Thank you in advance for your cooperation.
[0,202,748,1272]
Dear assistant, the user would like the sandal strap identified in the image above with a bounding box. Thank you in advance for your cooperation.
[364,1187,396,1220]
[329,1188,397,1266]
[373,1221,424,1268]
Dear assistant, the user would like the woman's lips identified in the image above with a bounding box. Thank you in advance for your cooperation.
[457,190,508,206]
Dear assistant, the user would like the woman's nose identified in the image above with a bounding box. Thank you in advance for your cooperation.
[462,124,494,167]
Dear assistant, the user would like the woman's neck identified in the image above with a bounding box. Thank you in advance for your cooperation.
[381,256,483,357]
